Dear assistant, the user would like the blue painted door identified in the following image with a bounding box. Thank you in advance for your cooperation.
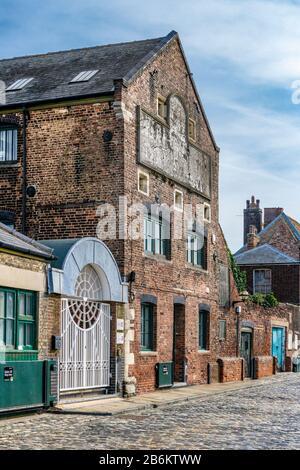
[272,327,285,370]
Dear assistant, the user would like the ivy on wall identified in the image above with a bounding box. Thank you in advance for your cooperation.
[228,249,279,308]
[228,249,247,293]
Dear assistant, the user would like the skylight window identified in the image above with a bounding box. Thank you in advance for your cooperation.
[6,78,34,91]
[70,70,99,83]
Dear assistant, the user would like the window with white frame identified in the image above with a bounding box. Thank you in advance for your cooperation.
[144,213,170,258]
[157,96,167,120]
[0,127,18,162]
[253,269,272,294]
[204,203,211,222]
[138,169,149,195]
[186,230,207,268]
[174,189,183,211]
[188,118,196,141]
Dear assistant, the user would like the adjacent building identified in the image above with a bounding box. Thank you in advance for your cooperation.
[235,197,300,371]
[0,222,57,412]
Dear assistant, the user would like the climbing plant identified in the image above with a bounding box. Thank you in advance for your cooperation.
[228,249,247,293]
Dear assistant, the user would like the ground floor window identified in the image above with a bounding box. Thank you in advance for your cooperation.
[0,287,36,351]
[199,309,209,350]
[141,302,155,351]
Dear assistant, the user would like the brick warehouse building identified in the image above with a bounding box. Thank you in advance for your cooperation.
[0,31,295,403]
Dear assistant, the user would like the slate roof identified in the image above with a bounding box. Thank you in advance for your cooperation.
[0,32,176,108]
[39,239,79,269]
[235,212,300,257]
[234,243,299,265]
[0,223,54,259]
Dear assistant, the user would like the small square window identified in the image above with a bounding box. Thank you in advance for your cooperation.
[157,96,167,120]
[174,189,183,211]
[188,118,196,141]
[138,169,149,195]
[204,203,211,222]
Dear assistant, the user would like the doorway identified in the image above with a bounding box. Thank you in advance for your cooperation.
[173,304,186,384]
[272,327,285,371]
[240,329,253,378]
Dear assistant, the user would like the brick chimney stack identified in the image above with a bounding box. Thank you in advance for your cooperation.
[247,225,260,249]
[264,207,284,228]
[243,196,262,245]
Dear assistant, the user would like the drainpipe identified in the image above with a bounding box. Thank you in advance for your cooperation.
[21,108,29,234]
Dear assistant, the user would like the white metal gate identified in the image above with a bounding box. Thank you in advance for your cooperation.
[60,298,111,392]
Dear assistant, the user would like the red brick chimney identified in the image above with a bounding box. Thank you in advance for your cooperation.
[264,207,284,228]
[247,225,260,249]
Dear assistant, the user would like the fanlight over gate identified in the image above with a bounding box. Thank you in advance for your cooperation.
[60,265,111,392]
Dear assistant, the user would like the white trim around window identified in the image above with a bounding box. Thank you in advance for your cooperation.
[174,189,183,211]
[203,203,211,223]
[138,169,149,196]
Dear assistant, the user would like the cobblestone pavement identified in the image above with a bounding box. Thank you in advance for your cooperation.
[0,374,299,450]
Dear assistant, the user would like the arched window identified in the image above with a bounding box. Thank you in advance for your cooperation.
[68,265,102,330]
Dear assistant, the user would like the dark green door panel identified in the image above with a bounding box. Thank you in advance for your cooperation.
[0,360,56,411]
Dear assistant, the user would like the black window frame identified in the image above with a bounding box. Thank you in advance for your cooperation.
[198,309,209,351]
[0,126,18,163]
[141,302,156,351]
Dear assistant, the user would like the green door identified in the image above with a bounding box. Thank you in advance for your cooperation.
[240,331,252,378]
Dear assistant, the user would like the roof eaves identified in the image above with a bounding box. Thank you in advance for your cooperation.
[0,90,114,113]
[0,241,54,260]
[0,222,55,259]
[235,243,299,264]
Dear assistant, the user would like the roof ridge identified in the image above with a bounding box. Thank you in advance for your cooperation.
[0,35,166,63]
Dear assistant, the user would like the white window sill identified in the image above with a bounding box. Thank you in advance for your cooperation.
[139,351,158,357]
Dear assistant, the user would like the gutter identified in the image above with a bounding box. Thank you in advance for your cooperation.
[0,241,56,260]
[0,91,114,114]
[21,108,29,234]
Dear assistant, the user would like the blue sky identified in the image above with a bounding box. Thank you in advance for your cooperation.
[1,0,300,251]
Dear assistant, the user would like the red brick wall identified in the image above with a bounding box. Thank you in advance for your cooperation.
[241,264,300,305]
[254,356,274,379]
[218,357,244,383]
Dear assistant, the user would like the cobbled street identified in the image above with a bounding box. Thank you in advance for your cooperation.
[0,374,299,450]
